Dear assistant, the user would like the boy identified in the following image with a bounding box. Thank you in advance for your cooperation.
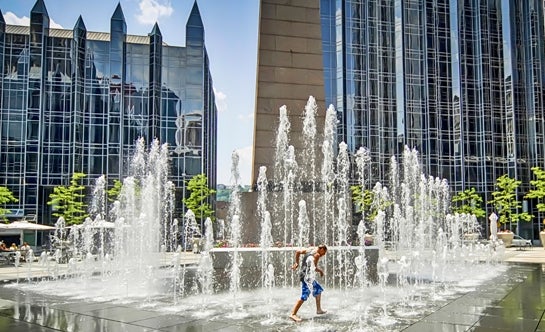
[289,244,327,322]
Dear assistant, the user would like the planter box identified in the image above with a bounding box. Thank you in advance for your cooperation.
[540,232,545,249]
[497,232,514,248]
[463,233,479,242]
[364,234,374,246]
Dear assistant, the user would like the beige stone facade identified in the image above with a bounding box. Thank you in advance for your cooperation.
[252,0,326,186]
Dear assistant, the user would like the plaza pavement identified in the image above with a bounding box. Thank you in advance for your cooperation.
[503,246,545,264]
[0,251,200,282]
[0,248,543,331]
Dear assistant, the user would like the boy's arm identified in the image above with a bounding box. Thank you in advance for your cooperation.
[291,248,306,270]
[314,253,324,276]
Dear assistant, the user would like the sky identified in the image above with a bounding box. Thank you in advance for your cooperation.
[0,0,259,186]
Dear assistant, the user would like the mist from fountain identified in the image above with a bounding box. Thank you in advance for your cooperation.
[5,96,509,331]
[197,218,214,297]
[227,151,243,311]
[302,96,318,243]
[273,106,290,248]
[11,138,176,301]
[354,220,368,288]
[257,166,274,291]
[89,175,107,220]
[296,200,309,247]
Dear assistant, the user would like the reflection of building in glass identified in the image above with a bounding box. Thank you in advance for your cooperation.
[254,0,545,238]
[0,0,217,224]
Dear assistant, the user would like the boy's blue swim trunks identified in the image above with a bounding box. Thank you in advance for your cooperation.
[300,280,323,301]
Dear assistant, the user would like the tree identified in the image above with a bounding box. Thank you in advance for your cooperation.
[107,179,123,202]
[451,188,486,218]
[0,187,19,221]
[488,174,532,227]
[351,185,374,222]
[525,166,545,212]
[47,172,89,225]
[183,174,216,226]
[351,185,391,224]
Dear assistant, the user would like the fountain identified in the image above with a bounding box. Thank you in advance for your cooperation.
[3,97,507,331]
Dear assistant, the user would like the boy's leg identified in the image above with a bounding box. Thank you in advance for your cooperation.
[290,282,309,322]
[312,281,326,314]
[315,294,326,314]
[290,299,304,322]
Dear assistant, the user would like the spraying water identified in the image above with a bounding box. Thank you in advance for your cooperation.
[302,96,318,243]
[6,97,509,331]
[197,218,214,297]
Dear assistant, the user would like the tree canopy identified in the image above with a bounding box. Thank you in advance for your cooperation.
[488,174,532,225]
[525,166,545,213]
[47,172,89,225]
[107,179,123,202]
[183,174,216,225]
[451,187,486,218]
[0,187,19,221]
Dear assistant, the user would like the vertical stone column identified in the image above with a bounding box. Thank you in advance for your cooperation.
[252,0,325,186]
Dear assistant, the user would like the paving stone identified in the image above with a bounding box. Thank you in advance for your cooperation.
[0,250,543,331]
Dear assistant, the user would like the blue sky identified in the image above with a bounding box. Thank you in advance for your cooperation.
[0,0,259,185]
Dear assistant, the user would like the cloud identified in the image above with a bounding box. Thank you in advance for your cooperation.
[3,12,28,25]
[49,18,63,29]
[135,0,174,25]
[214,88,227,113]
[237,112,253,122]
[4,12,63,29]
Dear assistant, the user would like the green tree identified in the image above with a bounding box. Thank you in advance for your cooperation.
[351,185,374,222]
[183,174,216,225]
[451,188,486,218]
[107,179,123,202]
[488,174,532,226]
[47,172,89,225]
[525,166,545,212]
[0,186,19,221]
[351,185,390,223]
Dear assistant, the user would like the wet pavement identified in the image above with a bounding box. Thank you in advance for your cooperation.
[0,252,199,282]
[0,248,543,331]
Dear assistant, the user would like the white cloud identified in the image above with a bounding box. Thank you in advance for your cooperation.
[135,0,174,25]
[49,19,63,29]
[237,112,253,122]
[214,88,227,113]
[3,12,28,25]
[4,12,63,29]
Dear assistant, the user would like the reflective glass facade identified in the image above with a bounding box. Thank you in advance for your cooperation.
[0,1,217,224]
[321,0,545,237]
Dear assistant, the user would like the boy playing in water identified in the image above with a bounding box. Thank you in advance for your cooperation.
[289,244,328,322]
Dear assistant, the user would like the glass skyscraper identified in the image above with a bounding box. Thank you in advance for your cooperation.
[319,0,545,237]
[0,0,217,225]
[254,0,545,239]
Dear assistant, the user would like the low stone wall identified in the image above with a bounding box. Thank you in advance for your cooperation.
[209,246,378,291]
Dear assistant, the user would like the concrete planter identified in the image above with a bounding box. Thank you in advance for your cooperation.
[463,233,479,242]
[364,234,374,246]
[497,232,514,248]
[540,232,545,249]
[191,238,202,254]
